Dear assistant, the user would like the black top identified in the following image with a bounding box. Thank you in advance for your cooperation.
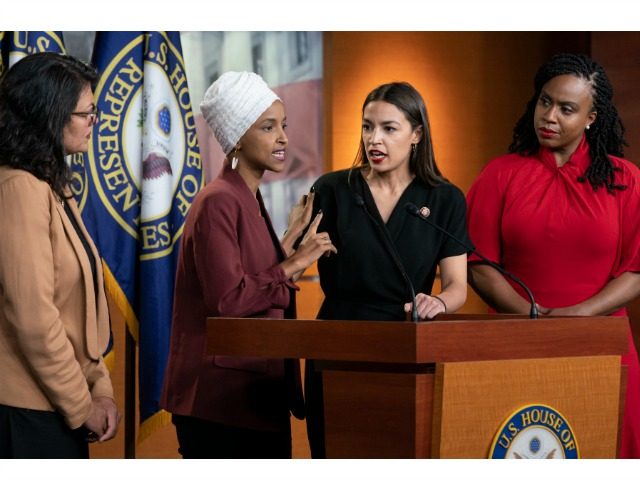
[312,168,470,321]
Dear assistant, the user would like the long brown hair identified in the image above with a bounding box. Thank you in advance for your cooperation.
[353,81,446,187]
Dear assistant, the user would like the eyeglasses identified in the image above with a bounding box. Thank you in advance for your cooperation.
[71,107,100,125]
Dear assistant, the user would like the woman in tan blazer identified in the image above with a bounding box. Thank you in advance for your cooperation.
[0,53,119,458]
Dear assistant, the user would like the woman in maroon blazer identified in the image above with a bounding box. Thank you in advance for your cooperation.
[160,71,336,458]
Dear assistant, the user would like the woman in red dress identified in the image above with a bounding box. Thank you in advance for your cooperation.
[466,53,640,458]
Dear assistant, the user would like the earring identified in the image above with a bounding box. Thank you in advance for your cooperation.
[586,124,591,130]
[411,143,417,157]
[231,147,239,170]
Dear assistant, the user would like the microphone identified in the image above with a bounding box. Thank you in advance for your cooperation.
[404,202,539,319]
[354,193,419,322]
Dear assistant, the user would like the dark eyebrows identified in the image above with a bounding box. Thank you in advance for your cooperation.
[362,118,401,126]
[260,116,287,124]
[559,100,580,110]
[539,90,580,109]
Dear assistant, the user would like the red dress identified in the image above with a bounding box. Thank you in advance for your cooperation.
[466,135,640,458]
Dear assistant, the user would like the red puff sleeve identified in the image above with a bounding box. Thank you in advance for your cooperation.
[465,158,508,265]
[612,158,640,277]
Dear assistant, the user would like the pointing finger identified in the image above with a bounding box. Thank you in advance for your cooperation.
[307,211,323,235]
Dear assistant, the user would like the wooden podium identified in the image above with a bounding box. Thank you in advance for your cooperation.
[206,314,628,458]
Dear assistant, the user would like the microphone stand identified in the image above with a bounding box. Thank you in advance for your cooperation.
[405,203,538,319]
[355,194,419,322]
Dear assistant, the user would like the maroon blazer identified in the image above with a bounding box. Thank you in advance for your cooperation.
[160,165,303,432]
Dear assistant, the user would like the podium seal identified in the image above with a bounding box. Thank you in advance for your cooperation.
[488,404,579,459]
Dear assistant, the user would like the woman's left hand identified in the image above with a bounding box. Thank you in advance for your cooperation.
[281,191,315,256]
[404,293,446,320]
[287,191,315,237]
[94,396,121,442]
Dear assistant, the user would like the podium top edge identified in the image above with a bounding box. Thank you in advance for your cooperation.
[207,314,627,324]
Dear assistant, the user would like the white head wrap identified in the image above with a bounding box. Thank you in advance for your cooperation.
[200,71,280,155]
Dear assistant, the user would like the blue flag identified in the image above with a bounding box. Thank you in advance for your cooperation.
[0,31,65,76]
[70,31,203,441]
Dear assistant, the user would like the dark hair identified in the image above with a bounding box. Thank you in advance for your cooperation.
[353,81,446,187]
[509,53,626,193]
[0,52,98,199]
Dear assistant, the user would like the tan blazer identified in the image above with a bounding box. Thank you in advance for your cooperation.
[0,166,113,429]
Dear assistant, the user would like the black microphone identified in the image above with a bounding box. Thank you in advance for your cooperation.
[353,193,419,322]
[404,202,538,319]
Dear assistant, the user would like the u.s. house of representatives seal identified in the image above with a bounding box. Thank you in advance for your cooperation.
[74,33,201,261]
[488,404,579,459]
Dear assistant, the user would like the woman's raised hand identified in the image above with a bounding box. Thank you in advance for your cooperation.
[288,191,315,236]
[281,191,315,256]
[280,211,337,280]
[298,211,337,258]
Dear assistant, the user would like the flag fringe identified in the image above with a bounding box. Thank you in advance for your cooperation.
[101,260,140,341]
[103,349,116,374]
[138,409,173,445]
[102,260,172,448]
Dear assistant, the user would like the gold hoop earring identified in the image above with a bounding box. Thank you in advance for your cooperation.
[231,147,239,170]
